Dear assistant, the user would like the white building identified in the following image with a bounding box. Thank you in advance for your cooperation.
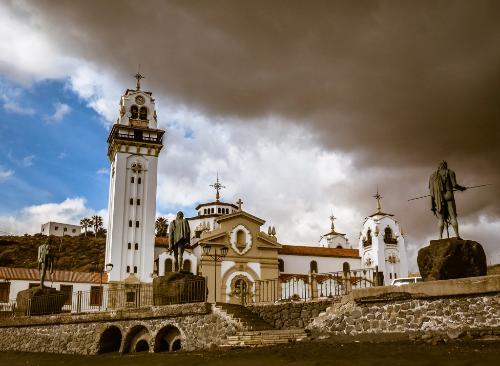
[0,267,108,311]
[41,222,81,237]
[358,191,409,285]
[105,74,165,284]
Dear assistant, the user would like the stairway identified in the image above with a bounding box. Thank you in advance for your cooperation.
[223,329,309,347]
[215,302,274,331]
[215,303,309,347]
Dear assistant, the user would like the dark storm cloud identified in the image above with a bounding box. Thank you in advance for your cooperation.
[23,1,500,251]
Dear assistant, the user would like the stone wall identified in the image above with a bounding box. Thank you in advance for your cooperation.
[247,300,333,329]
[308,275,500,342]
[0,303,243,355]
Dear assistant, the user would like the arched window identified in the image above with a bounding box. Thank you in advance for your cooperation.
[127,242,131,249]
[126,265,130,273]
[278,259,285,272]
[133,266,137,274]
[165,258,173,273]
[139,107,147,120]
[182,259,191,273]
[342,261,350,273]
[310,260,318,274]
[236,230,246,250]
[130,105,139,119]
[336,244,343,249]
[128,220,132,227]
[384,226,393,240]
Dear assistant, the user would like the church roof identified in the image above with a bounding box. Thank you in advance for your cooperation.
[0,267,108,284]
[278,245,360,258]
[322,229,346,237]
[195,201,238,210]
[216,210,266,225]
[155,236,169,247]
[368,211,394,218]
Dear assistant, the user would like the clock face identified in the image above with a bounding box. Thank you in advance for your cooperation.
[135,95,145,105]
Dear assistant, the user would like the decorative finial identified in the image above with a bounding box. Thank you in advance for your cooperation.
[210,172,226,201]
[134,65,145,90]
[236,198,243,211]
[373,186,382,213]
[329,212,336,230]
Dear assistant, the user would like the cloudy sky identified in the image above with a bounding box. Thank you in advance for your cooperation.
[0,1,499,269]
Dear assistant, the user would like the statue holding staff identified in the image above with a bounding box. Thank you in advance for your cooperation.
[428,160,467,239]
[37,236,55,287]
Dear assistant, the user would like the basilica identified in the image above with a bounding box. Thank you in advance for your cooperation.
[104,78,409,304]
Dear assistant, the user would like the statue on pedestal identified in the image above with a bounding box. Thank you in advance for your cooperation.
[429,160,467,239]
[37,236,54,287]
[168,211,191,272]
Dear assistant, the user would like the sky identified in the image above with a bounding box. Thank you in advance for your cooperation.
[0,0,499,269]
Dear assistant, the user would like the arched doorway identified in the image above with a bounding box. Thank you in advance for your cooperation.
[97,326,122,354]
[154,325,182,353]
[229,275,252,305]
[122,325,151,354]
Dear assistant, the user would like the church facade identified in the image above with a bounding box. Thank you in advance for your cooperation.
[104,79,409,304]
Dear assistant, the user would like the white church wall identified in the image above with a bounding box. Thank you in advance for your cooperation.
[279,254,361,275]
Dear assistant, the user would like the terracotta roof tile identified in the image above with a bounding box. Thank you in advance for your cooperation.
[155,237,169,247]
[278,245,360,258]
[0,267,108,284]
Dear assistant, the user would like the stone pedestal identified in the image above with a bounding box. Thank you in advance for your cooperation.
[153,272,206,305]
[417,238,487,281]
[15,286,68,316]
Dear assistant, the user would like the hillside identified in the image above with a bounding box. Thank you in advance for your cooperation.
[0,235,105,272]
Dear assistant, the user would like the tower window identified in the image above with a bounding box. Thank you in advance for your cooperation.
[128,242,131,249]
[211,208,214,214]
[126,265,130,273]
[204,209,207,214]
[128,220,132,227]
[131,177,135,183]
[139,106,148,120]
[134,243,138,250]
[226,208,229,214]
[310,261,318,274]
[136,221,139,228]
[137,198,140,205]
[130,198,134,205]
[133,266,138,274]
[278,259,285,272]
[218,207,221,214]
[138,177,142,184]
[131,105,139,119]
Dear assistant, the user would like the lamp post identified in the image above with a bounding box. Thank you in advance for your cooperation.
[202,245,228,303]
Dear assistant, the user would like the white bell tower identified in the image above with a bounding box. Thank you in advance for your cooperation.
[358,190,409,285]
[105,73,165,283]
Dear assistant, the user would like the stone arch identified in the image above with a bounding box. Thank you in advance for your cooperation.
[97,326,122,354]
[122,324,151,353]
[154,325,182,353]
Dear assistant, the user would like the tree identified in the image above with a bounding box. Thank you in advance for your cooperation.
[80,218,92,237]
[90,215,104,238]
[155,217,169,237]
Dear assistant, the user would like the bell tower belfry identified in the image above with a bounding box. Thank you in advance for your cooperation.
[105,73,165,283]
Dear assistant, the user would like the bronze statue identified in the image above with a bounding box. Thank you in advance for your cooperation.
[429,161,467,239]
[37,236,54,287]
[168,211,191,272]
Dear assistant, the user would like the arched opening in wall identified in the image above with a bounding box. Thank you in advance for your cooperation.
[236,230,246,251]
[122,325,150,354]
[310,260,318,274]
[139,107,148,120]
[97,326,122,354]
[130,105,139,119]
[336,245,343,249]
[278,259,284,272]
[182,259,191,273]
[154,325,181,353]
[135,339,149,352]
[165,258,173,273]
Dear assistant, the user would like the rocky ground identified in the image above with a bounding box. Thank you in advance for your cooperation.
[0,339,498,366]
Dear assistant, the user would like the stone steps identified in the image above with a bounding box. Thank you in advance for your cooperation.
[215,303,274,331]
[222,329,309,347]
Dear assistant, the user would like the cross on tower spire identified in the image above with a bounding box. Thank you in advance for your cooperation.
[329,212,336,230]
[210,172,226,201]
[236,198,244,211]
[134,65,145,90]
[373,186,382,213]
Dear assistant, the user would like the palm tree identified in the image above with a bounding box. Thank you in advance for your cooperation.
[155,217,169,237]
[80,218,92,237]
[91,215,104,238]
